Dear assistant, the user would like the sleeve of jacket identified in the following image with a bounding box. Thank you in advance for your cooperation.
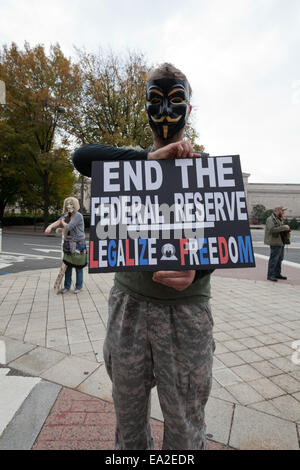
[193,269,214,282]
[66,212,82,231]
[72,144,149,177]
[267,216,287,234]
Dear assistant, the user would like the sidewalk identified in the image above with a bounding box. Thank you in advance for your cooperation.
[0,257,300,450]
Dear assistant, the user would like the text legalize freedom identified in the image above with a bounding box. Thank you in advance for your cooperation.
[89,156,255,272]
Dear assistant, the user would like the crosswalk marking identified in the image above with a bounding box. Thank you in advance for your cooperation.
[0,252,61,272]
[24,243,61,247]
[0,254,27,270]
[0,264,11,270]
[32,248,62,254]
[0,251,60,260]
[0,368,41,436]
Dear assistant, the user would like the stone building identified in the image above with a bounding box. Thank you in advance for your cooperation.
[243,173,300,222]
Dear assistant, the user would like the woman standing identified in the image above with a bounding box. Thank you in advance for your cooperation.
[45,197,86,294]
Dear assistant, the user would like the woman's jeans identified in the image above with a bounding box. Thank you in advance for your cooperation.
[64,240,86,290]
[64,266,83,290]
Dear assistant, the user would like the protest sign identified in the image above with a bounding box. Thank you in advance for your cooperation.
[89,155,255,273]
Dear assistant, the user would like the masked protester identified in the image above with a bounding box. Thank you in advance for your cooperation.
[45,197,86,294]
[264,206,290,282]
[72,63,215,450]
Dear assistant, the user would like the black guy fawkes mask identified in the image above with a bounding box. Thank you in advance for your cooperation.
[146,78,190,140]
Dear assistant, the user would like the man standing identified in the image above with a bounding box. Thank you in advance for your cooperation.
[73,63,214,450]
[264,206,290,282]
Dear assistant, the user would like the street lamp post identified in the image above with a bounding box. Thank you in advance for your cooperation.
[81,175,85,213]
[0,80,6,253]
[0,80,5,106]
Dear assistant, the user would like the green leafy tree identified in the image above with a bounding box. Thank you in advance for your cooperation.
[263,209,273,224]
[289,218,299,230]
[65,48,204,150]
[0,42,79,225]
[0,117,41,221]
[18,147,75,215]
[251,204,266,224]
[64,49,152,148]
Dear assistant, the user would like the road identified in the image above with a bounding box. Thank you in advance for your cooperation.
[251,229,300,265]
[0,229,300,275]
[0,232,64,274]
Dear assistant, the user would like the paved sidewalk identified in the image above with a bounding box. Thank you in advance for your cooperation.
[0,257,300,450]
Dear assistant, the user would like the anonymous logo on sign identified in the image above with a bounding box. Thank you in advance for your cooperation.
[161,244,177,261]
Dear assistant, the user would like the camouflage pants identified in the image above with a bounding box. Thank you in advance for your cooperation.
[103,285,215,450]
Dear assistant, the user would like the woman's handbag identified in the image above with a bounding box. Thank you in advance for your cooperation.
[63,250,88,268]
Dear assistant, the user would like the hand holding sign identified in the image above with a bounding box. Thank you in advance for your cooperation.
[153,270,196,291]
[148,140,200,160]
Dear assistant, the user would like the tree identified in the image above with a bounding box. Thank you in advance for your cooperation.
[65,48,204,150]
[251,204,266,224]
[0,120,29,221]
[0,42,79,225]
[0,44,205,223]
[288,218,299,230]
[63,49,150,148]
[263,209,273,224]
[17,147,75,215]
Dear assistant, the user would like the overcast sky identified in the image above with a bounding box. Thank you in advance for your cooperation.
[1,0,300,183]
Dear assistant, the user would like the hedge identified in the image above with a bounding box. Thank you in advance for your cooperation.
[2,214,91,228]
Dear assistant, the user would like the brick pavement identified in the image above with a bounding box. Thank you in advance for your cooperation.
[32,387,230,450]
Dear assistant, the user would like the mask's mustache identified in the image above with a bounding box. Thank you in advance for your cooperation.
[151,115,182,123]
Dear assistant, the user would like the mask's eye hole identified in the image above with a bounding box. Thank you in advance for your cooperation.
[170,97,185,104]
[150,97,162,105]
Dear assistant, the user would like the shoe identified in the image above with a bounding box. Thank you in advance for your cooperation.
[275,275,287,280]
[74,288,82,294]
[267,277,277,282]
[60,288,70,294]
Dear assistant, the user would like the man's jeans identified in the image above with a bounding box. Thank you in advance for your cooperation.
[64,266,83,290]
[268,246,284,278]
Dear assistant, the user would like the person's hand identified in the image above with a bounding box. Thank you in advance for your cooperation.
[152,270,196,291]
[44,227,51,235]
[283,225,290,231]
[148,141,200,160]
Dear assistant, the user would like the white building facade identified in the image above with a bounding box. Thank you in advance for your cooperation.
[242,174,300,222]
